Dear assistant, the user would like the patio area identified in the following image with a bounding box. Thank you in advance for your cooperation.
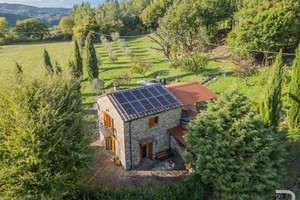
[86,138,189,188]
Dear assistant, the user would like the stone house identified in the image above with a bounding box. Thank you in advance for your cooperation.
[96,82,218,170]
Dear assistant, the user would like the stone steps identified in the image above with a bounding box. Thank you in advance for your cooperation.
[201,75,220,86]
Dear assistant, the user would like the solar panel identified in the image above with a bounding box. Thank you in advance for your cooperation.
[113,93,128,104]
[140,99,154,110]
[112,85,180,119]
[123,91,137,102]
[155,96,169,106]
[140,88,152,98]
[131,101,146,113]
[148,97,162,108]
[155,85,168,94]
[163,94,177,104]
[120,103,137,115]
[148,87,160,96]
[131,90,144,100]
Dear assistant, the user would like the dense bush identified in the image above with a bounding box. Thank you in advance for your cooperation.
[65,174,211,200]
[185,87,286,200]
[0,73,93,199]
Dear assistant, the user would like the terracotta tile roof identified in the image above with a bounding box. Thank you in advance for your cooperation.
[165,82,218,105]
[168,126,189,147]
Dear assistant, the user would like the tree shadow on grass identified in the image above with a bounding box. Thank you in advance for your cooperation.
[132,50,148,55]
[168,73,193,81]
[101,66,129,73]
[147,70,170,79]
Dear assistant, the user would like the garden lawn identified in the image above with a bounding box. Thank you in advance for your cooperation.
[0,36,264,124]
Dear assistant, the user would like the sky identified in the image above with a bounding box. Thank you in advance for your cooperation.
[0,0,104,8]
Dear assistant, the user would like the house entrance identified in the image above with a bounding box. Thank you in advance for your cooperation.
[106,137,116,155]
[140,142,153,164]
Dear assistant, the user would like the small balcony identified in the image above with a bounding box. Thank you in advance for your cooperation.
[98,120,116,137]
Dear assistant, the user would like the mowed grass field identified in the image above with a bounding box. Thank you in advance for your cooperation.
[0,36,265,119]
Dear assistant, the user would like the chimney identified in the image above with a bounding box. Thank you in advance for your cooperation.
[102,90,106,95]
[113,82,120,91]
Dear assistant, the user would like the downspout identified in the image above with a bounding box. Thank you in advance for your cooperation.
[129,121,132,169]
[169,133,171,150]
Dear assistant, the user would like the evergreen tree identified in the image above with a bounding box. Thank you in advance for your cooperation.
[184,87,286,200]
[0,74,93,199]
[288,44,300,129]
[74,40,83,77]
[54,61,62,75]
[260,50,283,129]
[86,34,98,81]
[68,59,77,77]
[43,48,53,75]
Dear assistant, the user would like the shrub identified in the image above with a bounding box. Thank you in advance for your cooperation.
[111,32,120,41]
[131,58,152,77]
[0,73,93,199]
[113,72,133,88]
[65,174,211,200]
[91,78,105,95]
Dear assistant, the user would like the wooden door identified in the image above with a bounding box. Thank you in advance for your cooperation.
[112,138,115,155]
[148,142,153,160]
[140,144,146,164]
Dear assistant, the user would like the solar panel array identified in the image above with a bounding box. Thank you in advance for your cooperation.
[112,85,179,117]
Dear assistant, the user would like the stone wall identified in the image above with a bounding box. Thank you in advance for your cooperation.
[124,108,182,169]
[97,96,127,168]
[170,135,186,160]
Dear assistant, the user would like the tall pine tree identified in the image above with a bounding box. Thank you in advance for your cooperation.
[85,34,98,81]
[43,48,53,75]
[185,87,286,200]
[260,50,283,129]
[288,44,300,129]
[74,40,83,77]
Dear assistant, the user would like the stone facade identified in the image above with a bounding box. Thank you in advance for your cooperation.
[170,135,186,160]
[97,96,127,168]
[97,94,182,169]
[123,108,182,169]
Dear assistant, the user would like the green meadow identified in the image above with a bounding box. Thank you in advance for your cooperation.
[0,36,264,114]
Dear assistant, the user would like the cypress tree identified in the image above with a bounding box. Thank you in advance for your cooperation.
[0,75,93,199]
[68,59,77,77]
[260,50,283,129]
[74,40,83,77]
[185,87,286,200]
[43,48,53,75]
[287,44,300,129]
[53,61,62,75]
[85,35,98,81]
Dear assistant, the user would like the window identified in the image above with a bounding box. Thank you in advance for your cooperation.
[149,116,159,128]
[104,112,114,134]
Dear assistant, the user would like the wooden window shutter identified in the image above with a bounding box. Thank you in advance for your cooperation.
[104,112,108,127]
[110,118,114,134]
[149,118,155,128]
[105,137,109,150]
[112,139,115,155]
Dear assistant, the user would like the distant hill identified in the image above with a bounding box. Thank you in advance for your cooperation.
[0,3,71,27]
